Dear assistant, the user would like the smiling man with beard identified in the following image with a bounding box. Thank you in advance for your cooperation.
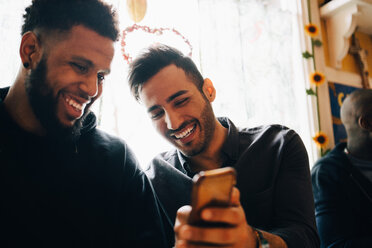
[0,1,171,247]
[128,44,320,248]
[24,56,85,142]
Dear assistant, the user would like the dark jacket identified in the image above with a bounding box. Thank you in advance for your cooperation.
[0,87,171,248]
[312,143,372,248]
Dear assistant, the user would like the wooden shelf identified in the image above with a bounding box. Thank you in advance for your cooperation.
[320,0,372,69]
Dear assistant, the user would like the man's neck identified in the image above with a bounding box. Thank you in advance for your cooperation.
[4,73,46,136]
[347,139,372,161]
[187,119,228,173]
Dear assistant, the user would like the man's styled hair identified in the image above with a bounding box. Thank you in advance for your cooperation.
[22,0,119,41]
[128,44,204,101]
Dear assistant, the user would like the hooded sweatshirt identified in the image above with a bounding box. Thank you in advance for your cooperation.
[0,87,171,248]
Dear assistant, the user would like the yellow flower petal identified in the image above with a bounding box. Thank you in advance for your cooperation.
[305,23,319,37]
[310,71,326,86]
[313,131,329,148]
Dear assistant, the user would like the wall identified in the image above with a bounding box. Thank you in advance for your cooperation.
[342,32,372,75]
[319,0,372,75]
[310,0,372,151]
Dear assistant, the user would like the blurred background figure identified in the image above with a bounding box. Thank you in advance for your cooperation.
[312,89,372,247]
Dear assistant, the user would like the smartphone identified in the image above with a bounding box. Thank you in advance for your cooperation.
[188,167,236,226]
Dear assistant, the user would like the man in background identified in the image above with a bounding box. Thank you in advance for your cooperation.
[128,44,319,248]
[0,1,170,247]
[312,89,372,247]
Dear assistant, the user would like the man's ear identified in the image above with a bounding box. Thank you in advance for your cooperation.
[20,31,43,69]
[358,115,372,132]
[202,78,216,102]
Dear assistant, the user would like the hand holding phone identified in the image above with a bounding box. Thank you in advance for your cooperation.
[175,170,258,248]
[188,167,236,226]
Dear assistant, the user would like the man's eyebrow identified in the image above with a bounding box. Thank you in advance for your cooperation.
[147,90,189,113]
[71,56,94,67]
[147,105,160,113]
[71,56,110,74]
[166,90,188,103]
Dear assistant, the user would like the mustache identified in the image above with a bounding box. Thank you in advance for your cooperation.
[167,119,197,137]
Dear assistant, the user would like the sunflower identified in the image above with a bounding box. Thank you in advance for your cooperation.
[313,131,329,148]
[305,23,319,37]
[310,71,326,86]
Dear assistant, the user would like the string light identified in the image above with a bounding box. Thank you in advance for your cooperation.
[121,24,193,64]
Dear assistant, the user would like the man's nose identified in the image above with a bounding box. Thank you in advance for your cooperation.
[165,111,183,130]
[80,74,98,98]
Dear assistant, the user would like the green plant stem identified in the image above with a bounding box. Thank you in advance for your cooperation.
[315,86,323,155]
[311,38,321,131]
[311,40,316,69]
[308,0,323,155]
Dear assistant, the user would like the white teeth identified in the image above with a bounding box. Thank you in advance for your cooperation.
[174,126,195,139]
[65,97,83,111]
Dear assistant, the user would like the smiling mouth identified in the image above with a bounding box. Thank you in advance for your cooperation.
[65,97,83,111]
[64,95,89,112]
[171,124,196,139]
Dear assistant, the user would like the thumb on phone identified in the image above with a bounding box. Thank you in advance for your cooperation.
[230,187,241,206]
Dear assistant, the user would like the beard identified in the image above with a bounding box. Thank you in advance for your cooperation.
[24,57,88,142]
[178,100,216,157]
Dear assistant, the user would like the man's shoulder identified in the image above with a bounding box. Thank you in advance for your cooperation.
[219,117,292,134]
[154,149,179,162]
[218,117,296,142]
[79,128,141,171]
[312,143,348,178]
[237,124,299,147]
[146,149,188,179]
[79,128,126,155]
[148,149,180,171]
[239,124,293,136]
[79,112,126,152]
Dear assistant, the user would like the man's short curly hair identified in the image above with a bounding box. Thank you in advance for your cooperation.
[22,0,119,41]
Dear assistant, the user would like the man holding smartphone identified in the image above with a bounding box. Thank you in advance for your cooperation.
[0,1,171,247]
[128,44,319,248]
